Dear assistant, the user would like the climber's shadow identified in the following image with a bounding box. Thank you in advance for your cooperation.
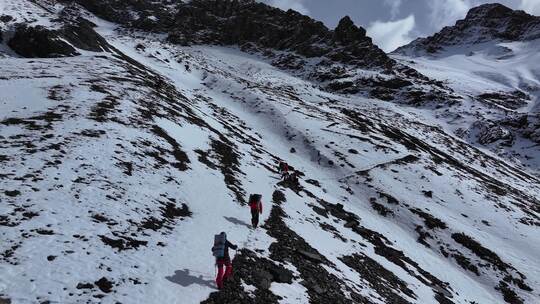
[166,269,215,289]
[223,216,252,229]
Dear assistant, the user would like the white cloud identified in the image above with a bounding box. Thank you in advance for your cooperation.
[384,0,403,19]
[520,0,540,15]
[261,0,310,15]
[428,0,473,28]
[367,15,416,52]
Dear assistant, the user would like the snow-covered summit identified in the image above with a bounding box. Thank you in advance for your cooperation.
[394,3,540,56]
[391,4,540,177]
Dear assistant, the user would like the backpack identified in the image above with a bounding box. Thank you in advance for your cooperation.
[249,194,262,204]
[212,233,226,258]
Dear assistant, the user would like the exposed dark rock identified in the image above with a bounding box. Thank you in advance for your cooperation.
[35,229,55,235]
[210,138,245,204]
[410,208,447,229]
[0,215,17,227]
[138,201,190,232]
[452,233,512,272]
[415,225,432,247]
[474,121,514,146]
[161,201,191,220]
[0,15,14,23]
[272,190,286,205]
[263,203,370,303]
[297,250,324,263]
[100,235,147,251]
[76,282,94,289]
[370,201,394,217]
[452,252,480,275]
[315,198,454,302]
[340,254,416,303]
[477,90,530,110]
[202,249,289,304]
[8,25,79,58]
[0,297,11,304]
[271,53,306,70]
[4,190,21,197]
[94,277,113,293]
[344,220,360,228]
[88,96,119,122]
[496,281,524,304]
[268,266,293,284]
[151,125,190,171]
[91,213,110,223]
[466,112,540,150]
[451,232,532,300]
[422,190,433,198]
[377,191,399,205]
[61,18,113,52]
[333,16,366,44]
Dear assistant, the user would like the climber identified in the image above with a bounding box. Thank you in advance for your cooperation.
[212,232,238,290]
[277,160,289,180]
[248,194,263,228]
[288,171,300,187]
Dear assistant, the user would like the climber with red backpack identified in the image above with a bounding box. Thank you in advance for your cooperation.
[248,194,263,228]
[277,160,289,180]
[212,232,238,290]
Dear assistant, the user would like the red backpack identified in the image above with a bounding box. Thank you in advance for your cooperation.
[249,194,262,212]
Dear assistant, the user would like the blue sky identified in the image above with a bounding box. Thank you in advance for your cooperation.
[260,0,540,52]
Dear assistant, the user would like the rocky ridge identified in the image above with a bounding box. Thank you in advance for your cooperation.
[394,3,540,55]
[59,0,456,105]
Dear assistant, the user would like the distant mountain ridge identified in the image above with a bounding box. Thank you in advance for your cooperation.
[390,3,540,177]
[394,3,540,55]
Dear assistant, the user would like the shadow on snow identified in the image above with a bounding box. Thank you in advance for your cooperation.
[166,269,216,289]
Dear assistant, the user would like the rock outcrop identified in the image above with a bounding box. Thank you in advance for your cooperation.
[8,25,79,58]
[7,18,112,58]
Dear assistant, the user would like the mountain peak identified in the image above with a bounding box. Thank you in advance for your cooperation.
[465,3,514,19]
[334,16,367,44]
[394,3,540,56]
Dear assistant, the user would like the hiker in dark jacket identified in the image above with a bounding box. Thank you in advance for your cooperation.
[212,232,238,289]
[249,194,263,228]
[289,171,299,186]
[277,161,289,180]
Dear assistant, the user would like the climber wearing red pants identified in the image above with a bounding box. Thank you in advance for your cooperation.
[212,232,238,289]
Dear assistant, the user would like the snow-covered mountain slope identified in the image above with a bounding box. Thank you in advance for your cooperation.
[392,3,540,176]
[1,1,539,304]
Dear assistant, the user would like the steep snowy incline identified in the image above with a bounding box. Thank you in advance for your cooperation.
[1,1,540,304]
